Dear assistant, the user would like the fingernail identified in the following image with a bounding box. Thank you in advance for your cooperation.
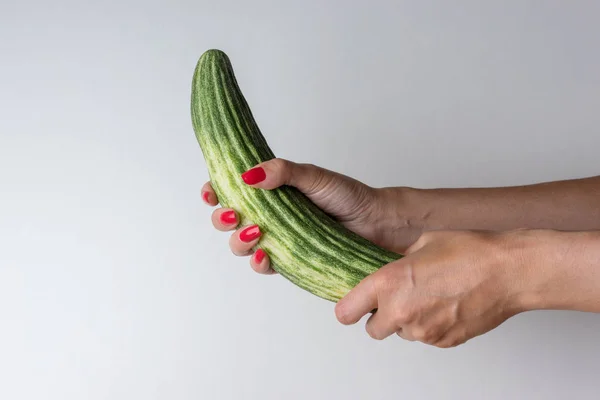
[239,225,261,242]
[254,248,266,263]
[241,167,266,185]
[202,191,210,204]
[219,210,237,224]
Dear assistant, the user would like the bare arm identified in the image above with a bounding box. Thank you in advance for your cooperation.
[390,176,600,233]
[522,229,600,313]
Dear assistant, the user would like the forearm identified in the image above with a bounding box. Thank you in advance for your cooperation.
[399,176,600,232]
[517,229,600,313]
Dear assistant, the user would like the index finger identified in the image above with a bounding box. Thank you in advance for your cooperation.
[334,275,379,325]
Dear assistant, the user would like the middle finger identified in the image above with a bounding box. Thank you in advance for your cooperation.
[229,224,262,256]
[211,208,239,231]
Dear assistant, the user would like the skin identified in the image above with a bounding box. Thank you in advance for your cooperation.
[201,158,600,347]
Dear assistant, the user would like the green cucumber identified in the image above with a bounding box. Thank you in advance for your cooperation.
[191,49,402,302]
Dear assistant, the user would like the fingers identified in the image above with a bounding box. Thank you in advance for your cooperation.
[211,208,238,231]
[250,248,277,275]
[429,327,468,349]
[210,209,277,274]
[397,316,449,345]
[336,262,422,342]
[241,158,333,195]
[201,182,219,206]
[335,276,379,326]
[206,157,335,200]
[229,224,262,256]
[202,181,277,274]
[365,308,400,340]
[396,328,417,342]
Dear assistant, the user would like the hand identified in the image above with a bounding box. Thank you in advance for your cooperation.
[201,158,423,274]
[334,229,543,348]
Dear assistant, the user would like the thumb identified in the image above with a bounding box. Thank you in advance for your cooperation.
[242,158,332,194]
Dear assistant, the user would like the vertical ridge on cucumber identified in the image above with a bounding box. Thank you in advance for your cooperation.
[191,49,402,302]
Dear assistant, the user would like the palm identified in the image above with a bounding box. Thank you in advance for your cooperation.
[298,168,415,254]
[202,159,420,259]
[201,159,421,275]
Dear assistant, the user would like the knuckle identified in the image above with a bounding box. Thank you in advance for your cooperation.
[413,326,437,343]
[434,337,463,349]
[394,308,413,324]
[269,157,290,172]
[371,271,387,289]
[365,325,385,341]
[270,158,296,186]
[396,330,415,341]
[305,167,328,194]
[412,327,426,341]
[372,268,396,294]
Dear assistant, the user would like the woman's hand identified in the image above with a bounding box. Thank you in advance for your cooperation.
[334,228,600,347]
[201,158,423,273]
[333,230,531,347]
[201,159,600,345]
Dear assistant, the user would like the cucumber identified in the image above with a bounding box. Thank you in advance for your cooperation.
[191,49,402,301]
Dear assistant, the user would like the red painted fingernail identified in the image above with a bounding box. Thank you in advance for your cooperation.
[219,210,237,224]
[241,167,266,185]
[202,191,210,204]
[239,225,261,242]
[254,248,266,263]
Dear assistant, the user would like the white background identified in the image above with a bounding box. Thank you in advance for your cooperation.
[2,1,600,399]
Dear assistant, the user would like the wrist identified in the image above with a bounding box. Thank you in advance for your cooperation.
[506,229,600,313]
[499,229,557,313]
[374,187,433,251]
[378,186,432,231]
[377,186,483,235]
[381,186,472,233]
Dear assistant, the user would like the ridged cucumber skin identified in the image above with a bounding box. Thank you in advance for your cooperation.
[191,49,402,302]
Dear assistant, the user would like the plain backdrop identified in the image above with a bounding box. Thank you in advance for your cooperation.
[1,1,600,399]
